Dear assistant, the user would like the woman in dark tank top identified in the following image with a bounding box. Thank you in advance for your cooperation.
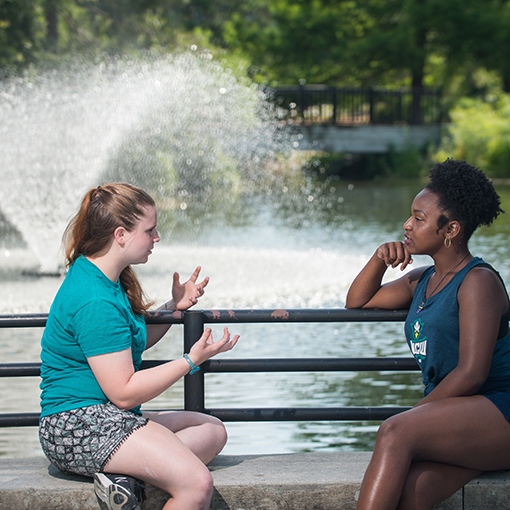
[346,159,510,510]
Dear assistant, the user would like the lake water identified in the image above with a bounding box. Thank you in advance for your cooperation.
[1,178,509,459]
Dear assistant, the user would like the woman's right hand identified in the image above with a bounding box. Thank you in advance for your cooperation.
[188,327,239,366]
[345,241,417,309]
[375,241,413,270]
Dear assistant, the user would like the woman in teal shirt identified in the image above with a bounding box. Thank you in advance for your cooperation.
[39,183,239,510]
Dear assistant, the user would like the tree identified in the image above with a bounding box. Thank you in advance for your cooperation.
[462,0,510,93]
[223,0,371,85]
[2,0,509,97]
[221,0,510,95]
[0,0,44,67]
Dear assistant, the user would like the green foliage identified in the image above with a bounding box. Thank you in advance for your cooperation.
[223,0,376,86]
[434,94,510,178]
[0,0,45,67]
[303,145,428,181]
[3,0,510,183]
[379,144,429,179]
[220,0,506,91]
[2,0,510,100]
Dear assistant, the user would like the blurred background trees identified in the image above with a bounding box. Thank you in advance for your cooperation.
[2,0,510,177]
[3,0,509,93]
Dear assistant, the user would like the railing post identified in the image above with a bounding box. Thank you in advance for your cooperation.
[331,86,337,125]
[183,310,205,412]
[398,89,403,123]
[300,84,306,122]
[369,87,374,124]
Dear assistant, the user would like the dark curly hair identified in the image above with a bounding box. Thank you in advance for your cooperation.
[425,159,504,240]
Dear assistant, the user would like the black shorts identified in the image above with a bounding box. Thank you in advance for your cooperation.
[480,376,510,423]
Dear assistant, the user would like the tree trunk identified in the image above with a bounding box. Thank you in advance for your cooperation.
[503,72,510,94]
[409,0,427,124]
[411,72,424,124]
[45,1,59,50]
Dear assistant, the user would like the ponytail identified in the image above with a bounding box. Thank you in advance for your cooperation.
[63,183,156,316]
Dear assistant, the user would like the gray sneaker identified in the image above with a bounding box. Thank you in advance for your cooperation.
[93,473,146,510]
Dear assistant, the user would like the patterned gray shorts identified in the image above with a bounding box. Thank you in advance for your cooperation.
[39,403,148,477]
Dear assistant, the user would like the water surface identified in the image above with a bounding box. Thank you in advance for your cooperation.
[1,179,509,458]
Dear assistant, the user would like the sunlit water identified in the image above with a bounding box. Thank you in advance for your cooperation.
[1,180,509,459]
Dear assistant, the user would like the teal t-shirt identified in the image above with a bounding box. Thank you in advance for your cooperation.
[40,255,147,418]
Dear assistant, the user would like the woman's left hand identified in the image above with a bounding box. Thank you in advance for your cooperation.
[189,327,240,365]
[172,266,210,310]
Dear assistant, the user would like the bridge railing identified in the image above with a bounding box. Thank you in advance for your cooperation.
[270,85,442,126]
[0,308,419,427]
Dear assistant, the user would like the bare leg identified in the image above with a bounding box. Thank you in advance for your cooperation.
[103,411,228,510]
[357,395,510,510]
[397,461,482,510]
[143,410,228,465]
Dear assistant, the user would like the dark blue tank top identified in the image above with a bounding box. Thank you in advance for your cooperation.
[405,257,510,396]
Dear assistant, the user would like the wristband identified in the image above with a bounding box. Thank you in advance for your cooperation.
[183,353,200,374]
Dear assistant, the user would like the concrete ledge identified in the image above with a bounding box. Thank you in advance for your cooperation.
[1,453,509,509]
[295,124,441,153]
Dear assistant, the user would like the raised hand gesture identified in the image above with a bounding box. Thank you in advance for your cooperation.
[189,327,240,366]
[172,266,210,310]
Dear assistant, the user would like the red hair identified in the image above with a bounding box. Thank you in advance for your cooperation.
[63,183,156,316]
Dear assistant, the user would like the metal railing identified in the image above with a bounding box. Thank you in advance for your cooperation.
[0,308,418,428]
[271,85,442,126]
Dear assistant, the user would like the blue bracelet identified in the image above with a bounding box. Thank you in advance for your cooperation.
[183,353,200,374]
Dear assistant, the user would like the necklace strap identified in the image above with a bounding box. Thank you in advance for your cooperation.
[417,254,471,314]
[426,253,470,300]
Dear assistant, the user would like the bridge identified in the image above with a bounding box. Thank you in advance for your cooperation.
[272,85,442,153]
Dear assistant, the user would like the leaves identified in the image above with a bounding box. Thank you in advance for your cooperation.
[1,0,510,95]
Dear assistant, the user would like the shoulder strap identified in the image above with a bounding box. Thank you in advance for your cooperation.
[476,262,510,337]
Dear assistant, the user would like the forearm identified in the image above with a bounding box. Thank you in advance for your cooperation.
[111,355,195,410]
[345,253,388,308]
[145,299,177,349]
[415,367,486,407]
[92,328,238,410]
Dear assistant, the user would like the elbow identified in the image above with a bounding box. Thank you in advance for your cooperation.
[107,394,140,411]
[469,373,489,394]
[100,376,142,410]
[345,288,372,310]
[116,401,136,411]
[345,293,359,309]
[452,364,489,396]
[345,295,365,309]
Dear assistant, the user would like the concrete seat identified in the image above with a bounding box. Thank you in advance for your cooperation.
[1,452,509,509]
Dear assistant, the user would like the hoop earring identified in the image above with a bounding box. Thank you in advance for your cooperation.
[444,237,451,248]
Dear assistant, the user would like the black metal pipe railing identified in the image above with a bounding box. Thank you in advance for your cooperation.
[184,311,205,412]
[270,85,442,126]
[0,308,417,428]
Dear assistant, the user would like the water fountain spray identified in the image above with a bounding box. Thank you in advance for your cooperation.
[0,50,293,274]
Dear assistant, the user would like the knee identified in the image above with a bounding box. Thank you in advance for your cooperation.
[216,420,228,450]
[187,466,214,505]
[375,414,414,450]
[377,415,403,442]
[205,417,228,454]
[379,413,415,439]
[166,464,214,507]
[195,467,215,499]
